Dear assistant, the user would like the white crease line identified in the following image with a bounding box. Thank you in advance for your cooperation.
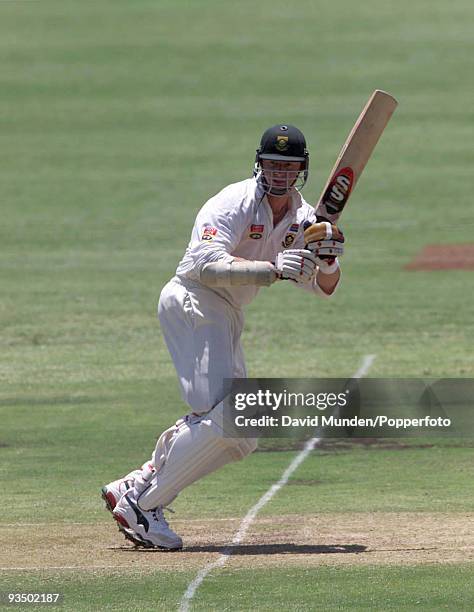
[179,354,376,611]
[0,565,178,572]
[0,517,243,528]
[0,523,90,528]
[352,354,376,379]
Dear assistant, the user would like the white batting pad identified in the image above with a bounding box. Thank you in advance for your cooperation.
[137,404,257,510]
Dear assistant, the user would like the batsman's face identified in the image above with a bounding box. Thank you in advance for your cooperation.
[260,160,304,195]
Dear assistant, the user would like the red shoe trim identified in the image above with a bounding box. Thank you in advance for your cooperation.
[105,491,118,510]
[114,514,130,529]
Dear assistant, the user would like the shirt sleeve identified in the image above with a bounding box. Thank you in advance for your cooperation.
[183,187,249,276]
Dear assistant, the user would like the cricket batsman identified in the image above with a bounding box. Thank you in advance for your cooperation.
[101,124,345,549]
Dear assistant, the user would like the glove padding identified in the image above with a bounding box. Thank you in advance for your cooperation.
[275,249,318,283]
[303,221,345,258]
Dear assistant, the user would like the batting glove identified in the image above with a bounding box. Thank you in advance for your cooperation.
[275,249,318,283]
[303,221,344,274]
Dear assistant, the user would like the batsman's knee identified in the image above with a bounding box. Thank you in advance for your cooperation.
[138,405,257,510]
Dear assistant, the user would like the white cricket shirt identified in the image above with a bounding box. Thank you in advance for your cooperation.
[176,177,324,308]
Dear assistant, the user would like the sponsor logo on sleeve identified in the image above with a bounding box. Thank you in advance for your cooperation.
[201,226,218,241]
[249,224,264,239]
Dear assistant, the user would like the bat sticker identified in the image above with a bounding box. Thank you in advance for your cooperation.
[321,167,354,215]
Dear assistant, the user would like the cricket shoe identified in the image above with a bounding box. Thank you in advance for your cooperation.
[101,469,141,514]
[112,492,183,550]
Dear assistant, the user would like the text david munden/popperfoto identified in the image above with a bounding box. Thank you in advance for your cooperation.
[223,379,472,438]
[231,389,452,432]
[234,414,451,429]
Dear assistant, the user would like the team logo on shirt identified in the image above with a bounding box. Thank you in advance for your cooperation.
[249,224,264,239]
[282,223,300,248]
[201,226,218,241]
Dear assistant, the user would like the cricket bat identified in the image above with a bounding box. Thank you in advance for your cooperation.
[315,89,398,224]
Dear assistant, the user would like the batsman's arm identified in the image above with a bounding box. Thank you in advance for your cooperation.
[199,250,332,293]
[298,220,343,296]
[199,259,277,287]
[315,265,340,296]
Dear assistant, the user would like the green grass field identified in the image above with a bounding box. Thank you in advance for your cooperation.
[1,1,473,610]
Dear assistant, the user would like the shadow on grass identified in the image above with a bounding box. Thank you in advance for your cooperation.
[117,543,367,555]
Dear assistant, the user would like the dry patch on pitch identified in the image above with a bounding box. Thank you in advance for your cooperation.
[0,519,241,573]
[230,512,474,569]
[405,244,474,270]
[1,513,473,573]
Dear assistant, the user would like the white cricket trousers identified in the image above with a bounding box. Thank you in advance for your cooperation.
[158,276,246,415]
[133,277,255,510]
